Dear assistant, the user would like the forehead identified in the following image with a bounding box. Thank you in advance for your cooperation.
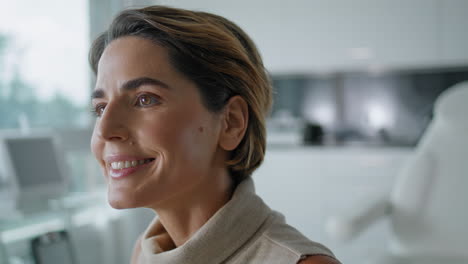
[96,36,174,83]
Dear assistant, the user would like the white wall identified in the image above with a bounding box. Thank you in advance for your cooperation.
[120,0,468,74]
[439,0,468,66]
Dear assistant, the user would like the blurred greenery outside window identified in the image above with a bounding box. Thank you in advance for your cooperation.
[0,1,90,129]
[0,1,103,192]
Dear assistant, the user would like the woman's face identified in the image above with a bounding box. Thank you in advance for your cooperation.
[91,36,224,209]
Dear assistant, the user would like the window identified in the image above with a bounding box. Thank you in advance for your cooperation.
[0,0,90,130]
[0,1,102,192]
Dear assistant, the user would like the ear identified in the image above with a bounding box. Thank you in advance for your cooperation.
[219,95,249,151]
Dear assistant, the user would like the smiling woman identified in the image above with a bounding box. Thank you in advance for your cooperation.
[88,6,339,264]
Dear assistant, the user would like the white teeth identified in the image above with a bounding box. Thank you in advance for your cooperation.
[110,159,153,170]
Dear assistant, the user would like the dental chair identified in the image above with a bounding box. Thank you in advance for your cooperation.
[326,82,468,264]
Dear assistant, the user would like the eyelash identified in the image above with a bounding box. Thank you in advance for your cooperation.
[90,93,161,118]
[90,103,105,117]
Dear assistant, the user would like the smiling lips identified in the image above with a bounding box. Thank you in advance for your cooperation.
[106,157,156,179]
[110,158,154,169]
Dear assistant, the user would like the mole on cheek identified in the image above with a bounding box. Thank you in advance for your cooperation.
[198,126,204,133]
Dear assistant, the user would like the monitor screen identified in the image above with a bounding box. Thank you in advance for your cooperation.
[5,137,63,188]
[32,231,76,264]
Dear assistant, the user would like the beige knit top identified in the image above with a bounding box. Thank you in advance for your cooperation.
[138,178,339,264]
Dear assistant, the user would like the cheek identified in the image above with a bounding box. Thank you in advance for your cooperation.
[90,128,104,164]
[140,109,217,162]
[144,117,199,150]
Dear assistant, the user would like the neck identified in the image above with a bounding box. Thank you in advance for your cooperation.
[151,168,234,248]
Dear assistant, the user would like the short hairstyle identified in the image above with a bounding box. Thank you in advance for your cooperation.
[89,6,272,180]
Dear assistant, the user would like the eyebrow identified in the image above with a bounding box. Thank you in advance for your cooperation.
[91,77,170,100]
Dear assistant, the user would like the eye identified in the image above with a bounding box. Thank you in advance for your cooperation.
[91,103,106,117]
[136,94,160,107]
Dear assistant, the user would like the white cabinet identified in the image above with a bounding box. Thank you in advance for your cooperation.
[253,146,411,241]
[253,146,412,263]
[239,0,440,73]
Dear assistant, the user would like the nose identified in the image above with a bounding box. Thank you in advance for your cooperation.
[94,102,130,142]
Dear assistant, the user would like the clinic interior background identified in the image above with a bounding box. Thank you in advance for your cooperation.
[1,1,467,264]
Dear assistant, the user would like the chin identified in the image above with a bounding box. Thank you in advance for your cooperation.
[108,200,132,210]
[107,191,140,209]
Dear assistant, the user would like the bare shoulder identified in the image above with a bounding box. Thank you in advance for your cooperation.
[130,234,143,264]
[298,255,341,264]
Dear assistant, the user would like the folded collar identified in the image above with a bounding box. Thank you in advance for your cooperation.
[140,177,271,264]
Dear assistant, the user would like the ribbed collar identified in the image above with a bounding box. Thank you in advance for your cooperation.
[140,177,271,264]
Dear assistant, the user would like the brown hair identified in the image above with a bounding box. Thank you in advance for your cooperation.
[89,6,272,180]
